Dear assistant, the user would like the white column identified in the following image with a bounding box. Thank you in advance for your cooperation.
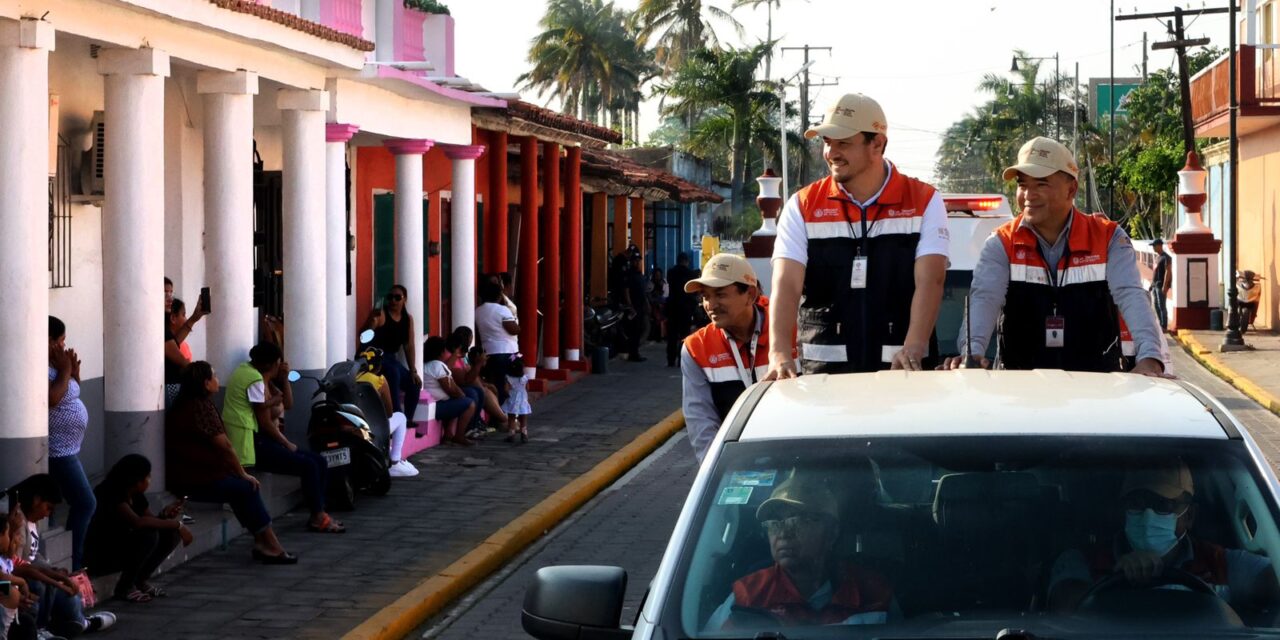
[98,47,170,483]
[444,144,485,332]
[0,18,54,488]
[278,89,329,373]
[326,123,359,364]
[198,70,258,380]
[385,139,433,375]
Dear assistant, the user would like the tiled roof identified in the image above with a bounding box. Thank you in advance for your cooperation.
[580,147,722,204]
[207,0,376,52]
[504,101,623,145]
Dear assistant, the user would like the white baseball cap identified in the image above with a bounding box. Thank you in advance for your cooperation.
[1002,137,1079,180]
[684,254,758,293]
[804,93,888,140]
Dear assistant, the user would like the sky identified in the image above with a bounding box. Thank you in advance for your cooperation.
[448,0,1232,183]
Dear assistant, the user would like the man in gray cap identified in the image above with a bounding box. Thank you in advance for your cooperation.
[944,137,1166,375]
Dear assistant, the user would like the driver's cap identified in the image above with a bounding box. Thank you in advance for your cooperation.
[1122,460,1194,499]
[756,475,840,522]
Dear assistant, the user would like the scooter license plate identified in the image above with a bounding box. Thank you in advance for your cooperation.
[321,447,351,467]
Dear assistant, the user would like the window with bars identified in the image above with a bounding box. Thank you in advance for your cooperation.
[48,140,71,289]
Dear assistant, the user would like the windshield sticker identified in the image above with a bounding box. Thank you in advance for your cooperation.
[717,486,753,505]
[729,470,777,487]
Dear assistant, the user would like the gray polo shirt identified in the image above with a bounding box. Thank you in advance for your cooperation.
[958,213,1167,366]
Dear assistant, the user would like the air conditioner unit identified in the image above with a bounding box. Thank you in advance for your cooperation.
[79,110,105,196]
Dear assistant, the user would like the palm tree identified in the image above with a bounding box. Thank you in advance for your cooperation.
[633,0,744,74]
[730,0,802,79]
[660,43,773,215]
[520,0,649,127]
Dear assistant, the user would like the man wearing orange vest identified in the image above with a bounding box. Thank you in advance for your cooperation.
[681,254,776,461]
[767,93,949,378]
[945,137,1167,374]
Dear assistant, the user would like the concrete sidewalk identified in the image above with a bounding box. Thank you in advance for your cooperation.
[1176,330,1280,416]
[110,345,683,640]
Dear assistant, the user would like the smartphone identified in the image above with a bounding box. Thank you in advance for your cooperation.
[199,287,211,314]
[0,580,10,597]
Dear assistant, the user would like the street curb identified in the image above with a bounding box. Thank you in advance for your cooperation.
[340,409,687,640]
[1175,330,1280,417]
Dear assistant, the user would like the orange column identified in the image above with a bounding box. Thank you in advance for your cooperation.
[612,195,628,257]
[563,146,583,361]
[487,130,508,273]
[630,196,646,273]
[590,193,608,302]
[518,136,539,374]
[540,141,561,369]
[427,193,443,335]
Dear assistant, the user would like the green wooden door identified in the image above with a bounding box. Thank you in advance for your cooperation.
[373,193,396,301]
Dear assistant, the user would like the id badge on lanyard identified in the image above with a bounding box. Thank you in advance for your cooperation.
[1037,243,1065,349]
[850,256,868,289]
[725,312,762,387]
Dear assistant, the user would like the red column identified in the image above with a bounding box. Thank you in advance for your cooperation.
[487,130,508,273]
[563,146,583,362]
[612,195,628,256]
[427,193,443,335]
[518,136,539,374]
[590,192,609,302]
[540,141,561,369]
[631,196,646,273]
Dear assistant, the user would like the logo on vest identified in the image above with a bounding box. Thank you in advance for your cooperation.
[884,207,916,218]
[813,208,841,219]
[1016,249,1027,260]
[708,353,733,365]
[1071,254,1103,266]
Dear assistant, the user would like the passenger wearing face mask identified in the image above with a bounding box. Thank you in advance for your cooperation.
[1048,460,1278,612]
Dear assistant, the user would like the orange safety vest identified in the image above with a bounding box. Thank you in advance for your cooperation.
[791,167,938,373]
[684,298,775,421]
[996,209,1123,372]
[729,562,893,628]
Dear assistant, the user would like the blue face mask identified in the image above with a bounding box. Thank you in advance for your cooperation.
[1125,508,1183,555]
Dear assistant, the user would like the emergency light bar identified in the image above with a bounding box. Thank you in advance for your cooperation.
[945,197,1003,213]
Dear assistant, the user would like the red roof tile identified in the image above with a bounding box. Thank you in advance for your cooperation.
[207,0,376,52]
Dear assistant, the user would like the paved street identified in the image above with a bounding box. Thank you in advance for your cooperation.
[112,345,680,640]
[421,433,698,640]
[1170,342,1280,475]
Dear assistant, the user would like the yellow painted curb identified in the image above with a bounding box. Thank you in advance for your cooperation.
[342,410,686,640]
[1176,330,1280,416]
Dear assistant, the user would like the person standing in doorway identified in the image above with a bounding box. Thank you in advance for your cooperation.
[766,93,949,378]
[623,253,651,362]
[666,253,698,367]
[362,285,422,424]
[46,316,96,572]
[1150,238,1172,331]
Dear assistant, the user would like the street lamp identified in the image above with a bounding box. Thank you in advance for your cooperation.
[1010,53,1061,139]
[778,60,815,198]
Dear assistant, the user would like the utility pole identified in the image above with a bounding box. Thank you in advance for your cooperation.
[781,45,834,185]
[1143,32,1150,79]
[1118,6,1224,156]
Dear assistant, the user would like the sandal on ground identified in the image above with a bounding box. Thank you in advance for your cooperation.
[138,584,168,598]
[252,548,299,565]
[116,589,153,604]
[307,513,346,534]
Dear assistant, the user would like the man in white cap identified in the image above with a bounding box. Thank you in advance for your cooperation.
[767,93,949,379]
[681,254,790,461]
[943,137,1166,374]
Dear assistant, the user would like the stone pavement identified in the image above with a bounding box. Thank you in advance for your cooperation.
[109,344,681,640]
[423,433,697,640]
[1180,329,1280,414]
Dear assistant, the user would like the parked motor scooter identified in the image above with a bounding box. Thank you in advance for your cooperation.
[584,297,623,358]
[296,330,392,510]
[1237,270,1264,335]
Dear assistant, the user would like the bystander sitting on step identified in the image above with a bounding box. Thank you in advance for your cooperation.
[225,344,344,535]
[6,475,116,636]
[85,455,190,604]
[445,328,506,436]
[164,298,206,406]
[355,348,416,478]
[420,336,477,447]
[165,361,297,565]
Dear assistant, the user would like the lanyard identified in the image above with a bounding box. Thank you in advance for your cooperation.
[724,310,762,387]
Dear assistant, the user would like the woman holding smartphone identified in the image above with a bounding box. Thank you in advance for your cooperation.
[362,285,422,423]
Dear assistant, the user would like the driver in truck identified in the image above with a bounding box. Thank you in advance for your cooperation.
[1048,459,1277,613]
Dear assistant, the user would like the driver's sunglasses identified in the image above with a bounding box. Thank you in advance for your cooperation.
[1122,490,1190,516]
[387,294,405,302]
[761,513,830,536]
